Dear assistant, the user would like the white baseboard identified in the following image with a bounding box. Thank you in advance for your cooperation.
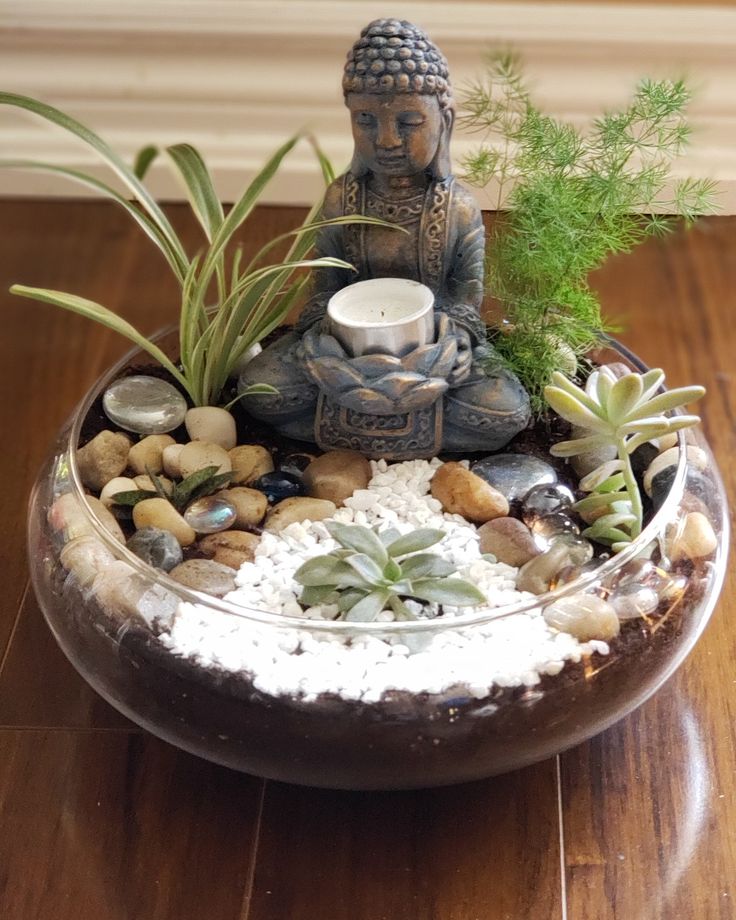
[1,0,735,210]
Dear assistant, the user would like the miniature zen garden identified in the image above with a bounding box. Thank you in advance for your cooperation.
[7,20,729,788]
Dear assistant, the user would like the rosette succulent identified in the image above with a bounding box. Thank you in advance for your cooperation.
[545,367,704,550]
[294,522,486,621]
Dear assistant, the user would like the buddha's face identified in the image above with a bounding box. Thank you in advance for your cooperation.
[347,93,444,178]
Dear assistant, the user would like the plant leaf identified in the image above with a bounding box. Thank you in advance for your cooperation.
[409,578,486,606]
[299,584,338,606]
[399,554,457,580]
[325,522,388,566]
[343,588,391,622]
[9,286,191,396]
[543,386,610,432]
[606,373,644,425]
[344,553,385,585]
[386,529,445,558]
[133,145,159,180]
[578,459,624,491]
[293,554,345,587]
[549,434,610,458]
[109,489,158,507]
[171,465,225,509]
[165,143,224,242]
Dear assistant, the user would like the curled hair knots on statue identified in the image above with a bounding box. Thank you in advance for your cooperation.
[343,18,453,111]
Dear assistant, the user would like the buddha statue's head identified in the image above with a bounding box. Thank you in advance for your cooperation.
[342,19,454,181]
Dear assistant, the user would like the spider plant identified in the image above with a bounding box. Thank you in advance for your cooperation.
[0,93,392,407]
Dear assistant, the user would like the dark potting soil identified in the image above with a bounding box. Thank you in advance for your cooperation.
[58,346,720,787]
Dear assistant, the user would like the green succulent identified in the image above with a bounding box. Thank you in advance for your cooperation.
[110,465,231,514]
[293,522,486,622]
[544,367,704,550]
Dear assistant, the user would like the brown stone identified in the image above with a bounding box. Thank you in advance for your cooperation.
[264,497,337,533]
[229,445,274,484]
[430,462,509,524]
[221,487,268,528]
[516,544,572,596]
[132,498,196,547]
[303,450,372,506]
[199,530,261,569]
[76,430,131,491]
[128,434,176,475]
[169,559,236,597]
[478,517,540,568]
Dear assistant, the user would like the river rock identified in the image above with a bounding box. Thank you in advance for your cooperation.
[543,593,620,641]
[185,407,237,450]
[76,430,131,491]
[86,495,126,542]
[643,445,708,497]
[99,476,137,508]
[132,497,196,546]
[264,497,337,533]
[516,543,573,595]
[126,526,183,571]
[134,474,173,495]
[128,434,176,476]
[169,559,236,597]
[102,374,188,435]
[60,535,116,588]
[178,440,232,479]
[184,495,237,534]
[303,450,372,507]
[430,462,508,524]
[229,445,274,484]
[221,487,268,528]
[162,443,185,478]
[471,453,557,503]
[478,517,540,567]
[668,511,717,562]
[199,530,261,569]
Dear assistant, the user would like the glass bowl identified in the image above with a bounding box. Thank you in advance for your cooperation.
[27,336,729,790]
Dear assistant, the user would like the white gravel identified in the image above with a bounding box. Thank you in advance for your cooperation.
[158,458,610,703]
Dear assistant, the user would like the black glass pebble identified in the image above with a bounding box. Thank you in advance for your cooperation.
[254,470,305,503]
[630,441,660,479]
[650,465,710,513]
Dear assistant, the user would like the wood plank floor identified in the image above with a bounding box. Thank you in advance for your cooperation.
[0,199,733,920]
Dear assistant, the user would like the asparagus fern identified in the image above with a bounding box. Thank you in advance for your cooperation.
[460,54,718,412]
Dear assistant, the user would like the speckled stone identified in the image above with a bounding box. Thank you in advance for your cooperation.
[543,594,620,641]
[103,375,188,435]
[76,430,131,491]
[168,559,236,597]
[198,530,261,569]
[229,445,275,485]
[126,526,183,571]
[477,517,540,567]
[471,453,557,503]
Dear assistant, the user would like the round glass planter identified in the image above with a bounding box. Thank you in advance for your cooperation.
[28,337,729,790]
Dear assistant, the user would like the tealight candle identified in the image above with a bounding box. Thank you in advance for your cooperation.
[326,278,435,357]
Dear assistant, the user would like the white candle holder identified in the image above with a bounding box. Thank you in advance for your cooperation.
[327,278,435,357]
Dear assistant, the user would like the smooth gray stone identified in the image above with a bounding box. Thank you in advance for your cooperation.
[471,453,557,503]
[126,526,183,572]
[103,375,188,435]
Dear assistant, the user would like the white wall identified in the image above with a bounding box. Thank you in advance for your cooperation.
[1,0,735,210]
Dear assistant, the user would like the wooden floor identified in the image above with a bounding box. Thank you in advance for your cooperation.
[0,199,734,920]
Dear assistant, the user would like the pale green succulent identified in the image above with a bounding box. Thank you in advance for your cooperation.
[544,367,704,550]
[294,523,486,622]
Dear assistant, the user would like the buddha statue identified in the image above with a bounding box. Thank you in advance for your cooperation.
[239,18,530,459]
